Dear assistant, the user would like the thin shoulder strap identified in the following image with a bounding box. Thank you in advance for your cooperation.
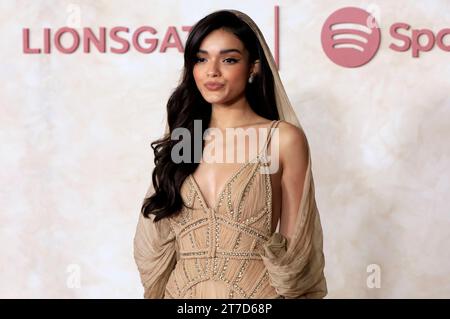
[259,120,281,157]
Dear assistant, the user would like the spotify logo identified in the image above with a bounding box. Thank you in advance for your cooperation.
[321,7,381,68]
[321,6,450,67]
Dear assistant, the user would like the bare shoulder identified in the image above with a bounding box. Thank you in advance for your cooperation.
[277,120,308,150]
[276,120,308,169]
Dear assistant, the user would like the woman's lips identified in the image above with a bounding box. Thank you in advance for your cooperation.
[205,83,224,91]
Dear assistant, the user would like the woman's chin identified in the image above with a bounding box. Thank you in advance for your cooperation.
[203,96,227,104]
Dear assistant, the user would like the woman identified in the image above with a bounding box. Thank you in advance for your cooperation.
[133,9,327,299]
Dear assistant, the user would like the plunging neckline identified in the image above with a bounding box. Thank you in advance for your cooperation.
[189,120,278,212]
[189,156,260,212]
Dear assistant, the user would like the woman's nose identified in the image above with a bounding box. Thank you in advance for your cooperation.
[206,60,220,76]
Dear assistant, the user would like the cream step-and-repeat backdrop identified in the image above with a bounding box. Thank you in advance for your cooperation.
[1,0,449,298]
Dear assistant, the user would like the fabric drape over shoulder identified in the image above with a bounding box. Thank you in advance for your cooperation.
[133,9,327,299]
[134,183,178,298]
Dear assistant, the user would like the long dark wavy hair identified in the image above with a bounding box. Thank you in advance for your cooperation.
[141,10,279,222]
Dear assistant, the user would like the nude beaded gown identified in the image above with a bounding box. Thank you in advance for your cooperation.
[134,120,327,298]
[164,120,281,298]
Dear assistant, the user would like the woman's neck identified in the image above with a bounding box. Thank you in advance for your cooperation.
[209,100,257,130]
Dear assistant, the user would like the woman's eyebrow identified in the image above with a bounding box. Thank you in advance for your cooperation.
[197,48,242,55]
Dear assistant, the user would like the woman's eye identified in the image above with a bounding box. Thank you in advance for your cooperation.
[224,58,238,64]
[195,57,238,64]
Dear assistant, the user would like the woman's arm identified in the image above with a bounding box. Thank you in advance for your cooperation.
[261,120,327,298]
[278,121,309,244]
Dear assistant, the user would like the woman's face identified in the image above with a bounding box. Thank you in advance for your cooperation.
[193,28,255,106]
